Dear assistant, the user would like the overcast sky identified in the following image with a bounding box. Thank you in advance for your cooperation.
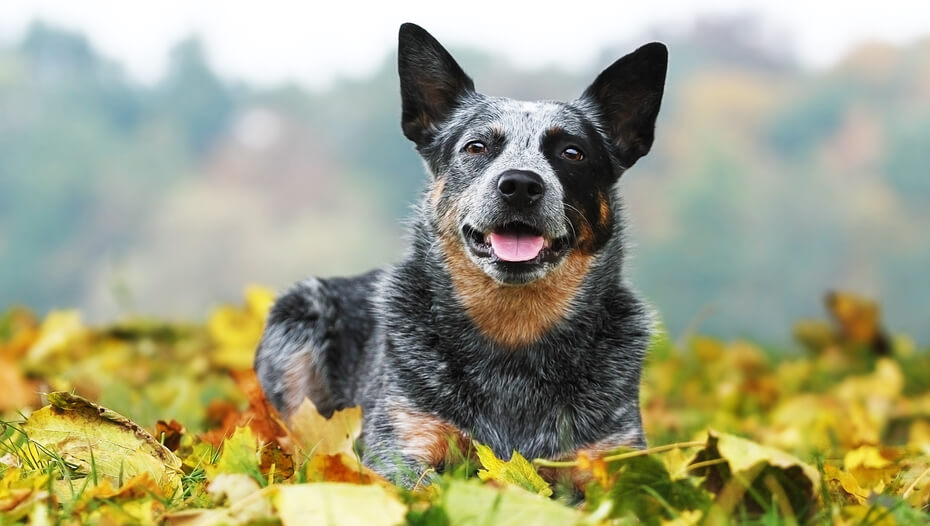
[1,1,928,88]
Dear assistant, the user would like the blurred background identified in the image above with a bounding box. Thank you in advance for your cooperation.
[1,1,928,345]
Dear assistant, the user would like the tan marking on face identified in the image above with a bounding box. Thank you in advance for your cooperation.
[598,192,611,227]
[391,405,470,467]
[436,207,593,347]
[430,178,445,208]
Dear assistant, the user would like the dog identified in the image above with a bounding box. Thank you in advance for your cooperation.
[255,23,667,486]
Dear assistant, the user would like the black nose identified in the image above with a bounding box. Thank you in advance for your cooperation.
[497,170,545,208]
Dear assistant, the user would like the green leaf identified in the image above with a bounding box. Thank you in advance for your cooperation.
[474,442,551,497]
[689,430,819,519]
[443,480,585,526]
[211,426,262,484]
[592,453,709,523]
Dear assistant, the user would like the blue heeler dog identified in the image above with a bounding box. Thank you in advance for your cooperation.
[255,23,667,486]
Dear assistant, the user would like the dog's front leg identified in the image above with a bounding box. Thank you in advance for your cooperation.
[361,397,469,488]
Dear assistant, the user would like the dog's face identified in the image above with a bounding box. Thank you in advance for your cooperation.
[399,24,667,285]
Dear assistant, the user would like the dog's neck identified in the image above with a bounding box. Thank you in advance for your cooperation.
[436,234,594,348]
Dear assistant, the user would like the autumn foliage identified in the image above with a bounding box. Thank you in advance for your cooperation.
[1,289,929,525]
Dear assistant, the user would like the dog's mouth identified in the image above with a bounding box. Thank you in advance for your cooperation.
[463,223,569,265]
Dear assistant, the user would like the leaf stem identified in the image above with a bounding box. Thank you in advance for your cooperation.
[532,440,705,468]
[686,457,728,471]
[902,464,930,500]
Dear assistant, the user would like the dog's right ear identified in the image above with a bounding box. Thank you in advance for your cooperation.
[398,23,475,148]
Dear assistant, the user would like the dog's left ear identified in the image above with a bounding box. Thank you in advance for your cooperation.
[398,23,475,148]
[581,42,667,168]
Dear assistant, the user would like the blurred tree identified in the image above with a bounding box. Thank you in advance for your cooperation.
[154,37,234,154]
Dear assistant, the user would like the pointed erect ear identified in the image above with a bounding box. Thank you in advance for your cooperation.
[581,42,668,168]
[398,23,475,148]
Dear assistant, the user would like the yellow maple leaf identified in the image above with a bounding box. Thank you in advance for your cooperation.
[843,445,898,493]
[245,285,275,320]
[474,442,552,497]
[287,398,362,458]
[207,286,275,370]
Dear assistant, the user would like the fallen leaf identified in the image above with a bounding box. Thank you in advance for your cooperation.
[21,392,183,498]
[824,464,870,505]
[305,453,382,484]
[0,356,40,411]
[843,445,898,493]
[155,419,185,452]
[443,480,583,526]
[211,426,262,482]
[206,287,273,371]
[163,476,273,526]
[577,451,609,487]
[689,430,819,517]
[230,369,289,443]
[595,453,709,522]
[22,310,85,368]
[245,285,275,320]
[273,482,406,526]
[260,439,295,482]
[475,442,552,497]
[288,397,362,458]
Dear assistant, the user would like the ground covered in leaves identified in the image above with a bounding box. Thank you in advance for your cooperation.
[1,288,929,525]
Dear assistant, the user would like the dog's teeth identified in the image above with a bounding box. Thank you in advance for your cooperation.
[544,239,551,248]
[483,233,491,245]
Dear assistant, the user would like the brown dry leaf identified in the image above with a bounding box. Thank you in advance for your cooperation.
[155,419,185,452]
[260,439,295,482]
[201,399,241,447]
[0,307,39,360]
[288,397,362,458]
[825,290,885,349]
[201,370,289,448]
[305,453,383,484]
[0,356,40,411]
[230,369,289,443]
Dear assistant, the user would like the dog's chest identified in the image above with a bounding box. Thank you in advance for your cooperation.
[405,341,623,458]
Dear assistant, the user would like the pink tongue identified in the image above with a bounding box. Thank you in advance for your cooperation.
[488,232,545,262]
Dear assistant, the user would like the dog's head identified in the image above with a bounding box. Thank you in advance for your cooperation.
[399,23,666,285]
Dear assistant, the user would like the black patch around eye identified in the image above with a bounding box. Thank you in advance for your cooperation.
[542,131,593,167]
[540,120,618,253]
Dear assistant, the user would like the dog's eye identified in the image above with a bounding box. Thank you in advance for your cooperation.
[464,141,487,154]
[561,147,584,162]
